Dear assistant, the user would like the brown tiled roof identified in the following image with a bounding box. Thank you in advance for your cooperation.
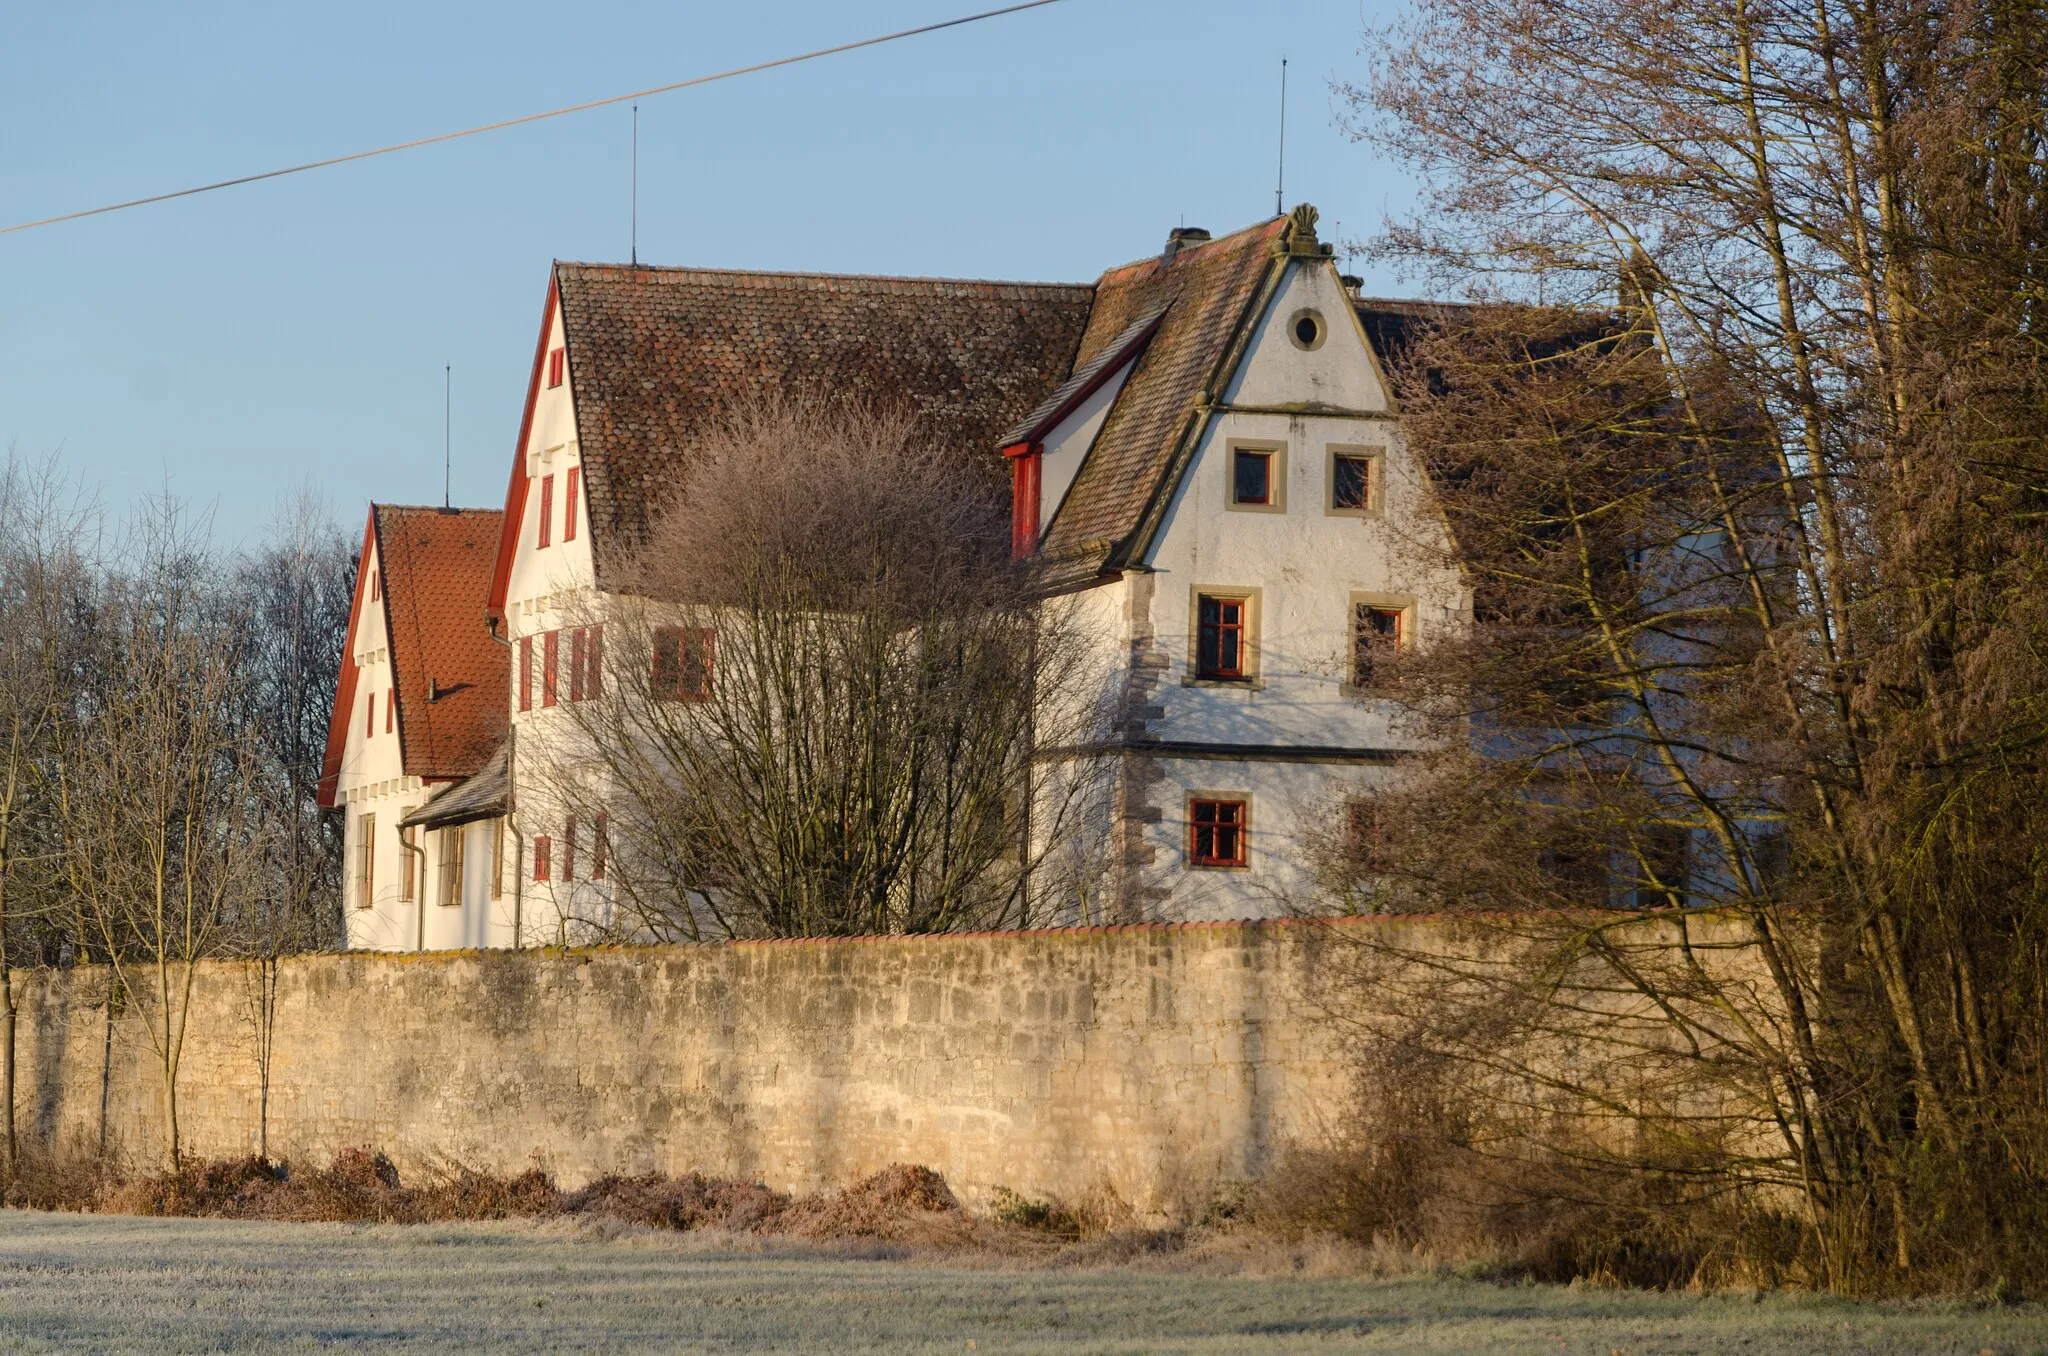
[374,505,508,782]
[997,304,1169,449]
[1035,216,1293,578]
[554,263,1096,586]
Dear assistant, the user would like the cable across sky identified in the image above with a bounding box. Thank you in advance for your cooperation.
[0,0,1067,238]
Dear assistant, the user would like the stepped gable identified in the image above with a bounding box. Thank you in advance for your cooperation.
[1035,215,1292,578]
[553,262,1097,585]
[373,504,507,782]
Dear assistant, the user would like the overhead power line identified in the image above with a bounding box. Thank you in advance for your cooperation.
[1,0,1067,238]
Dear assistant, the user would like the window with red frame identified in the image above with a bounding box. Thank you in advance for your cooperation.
[369,569,380,601]
[385,689,394,734]
[585,624,603,699]
[546,346,565,388]
[563,467,580,543]
[364,689,374,738]
[518,635,533,712]
[532,835,551,882]
[1352,605,1402,688]
[541,630,560,707]
[1196,595,1248,679]
[653,627,714,700]
[593,812,608,880]
[1190,799,1248,868]
[537,475,554,548]
[1347,800,1387,873]
[563,815,578,882]
[569,628,586,702]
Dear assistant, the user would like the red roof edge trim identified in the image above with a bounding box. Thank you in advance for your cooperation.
[487,271,562,620]
[1000,441,1035,460]
[316,509,378,809]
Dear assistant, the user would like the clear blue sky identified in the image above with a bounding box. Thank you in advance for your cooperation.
[2,0,1417,541]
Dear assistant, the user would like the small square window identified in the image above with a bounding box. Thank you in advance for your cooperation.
[1352,605,1403,687]
[1333,455,1372,511]
[1197,595,1248,679]
[1190,799,1248,868]
[546,347,565,389]
[1232,449,1271,505]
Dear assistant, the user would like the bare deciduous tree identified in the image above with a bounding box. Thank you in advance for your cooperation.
[1313,0,2048,1292]
[60,501,268,1169]
[529,399,1111,941]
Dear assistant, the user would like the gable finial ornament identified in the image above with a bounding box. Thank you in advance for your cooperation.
[1281,203,1333,257]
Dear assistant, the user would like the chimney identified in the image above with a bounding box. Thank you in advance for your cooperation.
[1162,226,1211,265]
[1339,273,1364,299]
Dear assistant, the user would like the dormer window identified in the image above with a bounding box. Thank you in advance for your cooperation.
[546,347,565,388]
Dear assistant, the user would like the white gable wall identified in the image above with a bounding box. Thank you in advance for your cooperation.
[1118,257,1466,920]
[503,297,610,946]
[336,536,429,951]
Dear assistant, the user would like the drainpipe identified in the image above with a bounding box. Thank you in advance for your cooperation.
[399,818,427,952]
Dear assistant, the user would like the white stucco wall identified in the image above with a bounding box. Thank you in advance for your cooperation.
[1050,257,1469,923]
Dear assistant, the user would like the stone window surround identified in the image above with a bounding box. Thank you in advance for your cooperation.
[1325,444,1386,518]
[1223,438,1288,515]
[1346,591,1417,694]
[1185,584,1265,688]
[1184,790,1254,871]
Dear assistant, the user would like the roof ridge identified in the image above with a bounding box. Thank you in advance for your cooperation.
[1094,216,1287,285]
[554,260,1094,295]
[374,502,503,516]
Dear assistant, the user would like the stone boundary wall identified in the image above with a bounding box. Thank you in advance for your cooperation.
[8,918,1410,1218]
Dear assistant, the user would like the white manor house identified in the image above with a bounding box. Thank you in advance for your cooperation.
[318,206,1468,951]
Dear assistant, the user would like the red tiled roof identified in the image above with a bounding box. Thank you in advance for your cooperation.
[1035,215,1294,579]
[374,505,508,782]
[553,263,1097,587]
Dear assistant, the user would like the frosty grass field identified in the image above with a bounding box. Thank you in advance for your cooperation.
[0,1211,2043,1353]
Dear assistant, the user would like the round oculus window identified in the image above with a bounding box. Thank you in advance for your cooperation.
[1289,308,1327,351]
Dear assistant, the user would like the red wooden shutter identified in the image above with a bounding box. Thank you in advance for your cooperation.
[563,815,578,882]
[532,835,551,881]
[593,812,608,880]
[537,475,554,549]
[518,635,532,712]
[564,467,580,543]
[385,689,394,734]
[587,625,604,699]
[542,630,559,708]
[569,628,586,702]
[547,347,565,388]
[365,689,374,738]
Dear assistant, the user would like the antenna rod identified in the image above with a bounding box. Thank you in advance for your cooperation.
[631,104,639,266]
[444,364,451,509]
[1276,58,1287,218]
